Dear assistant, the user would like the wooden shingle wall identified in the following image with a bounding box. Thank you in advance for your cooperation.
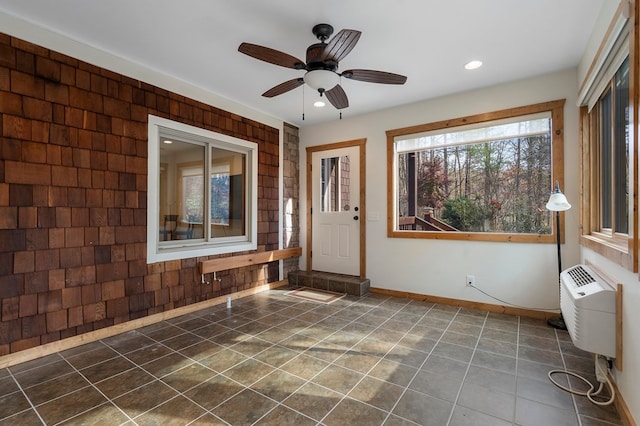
[0,33,281,355]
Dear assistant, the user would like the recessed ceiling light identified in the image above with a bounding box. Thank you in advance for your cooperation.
[163,140,173,144]
[313,100,326,108]
[464,60,483,70]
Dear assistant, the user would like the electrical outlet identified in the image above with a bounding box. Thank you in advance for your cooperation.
[466,275,475,287]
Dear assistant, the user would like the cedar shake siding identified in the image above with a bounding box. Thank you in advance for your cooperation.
[0,33,283,355]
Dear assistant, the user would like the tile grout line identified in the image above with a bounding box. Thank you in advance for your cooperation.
[8,342,132,425]
[315,297,430,424]
[249,293,389,425]
[376,303,459,425]
[5,367,48,425]
[163,294,377,425]
[442,309,491,426]
[555,327,584,426]
[121,325,243,424]
[52,344,135,425]
[240,294,413,424]
[66,321,232,425]
[513,315,521,425]
[105,320,253,425]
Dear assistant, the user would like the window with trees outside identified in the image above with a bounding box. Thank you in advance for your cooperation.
[147,115,257,263]
[387,100,565,243]
[580,54,635,270]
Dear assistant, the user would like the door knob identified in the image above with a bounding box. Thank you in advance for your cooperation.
[353,215,359,221]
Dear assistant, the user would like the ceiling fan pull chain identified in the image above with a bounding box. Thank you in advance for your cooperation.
[302,84,305,120]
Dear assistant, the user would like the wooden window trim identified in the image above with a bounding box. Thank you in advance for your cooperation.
[386,99,566,244]
[579,77,638,272]
[577,1,639,273]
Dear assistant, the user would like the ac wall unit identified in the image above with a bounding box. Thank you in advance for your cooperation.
[560,264,616,358]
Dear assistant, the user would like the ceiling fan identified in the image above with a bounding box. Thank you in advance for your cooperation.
[238,23,407,110]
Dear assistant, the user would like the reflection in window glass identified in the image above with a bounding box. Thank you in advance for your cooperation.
[181,166,204,223]
[211,149,246,238]
[210,173,229,224]
[601,88,612,229]
[321,155,351,212]
[613,57,629,234]
[597,57,629,235]
[159,141,204,242]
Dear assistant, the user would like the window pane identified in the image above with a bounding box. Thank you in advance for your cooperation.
[211,148,245,238]
[614,57,629,233]
[159,140,204,242]
[600,88,612,229]
[321,155,351,212]
[182,169,204,222]
[395,122,552,234]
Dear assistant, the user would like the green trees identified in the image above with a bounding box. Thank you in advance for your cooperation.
[441,196,486,231]
[399,134,552,234]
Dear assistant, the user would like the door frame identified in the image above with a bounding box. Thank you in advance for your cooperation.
[306,138,366,278]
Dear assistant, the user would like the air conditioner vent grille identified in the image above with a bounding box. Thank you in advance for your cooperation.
[567,265,596,287]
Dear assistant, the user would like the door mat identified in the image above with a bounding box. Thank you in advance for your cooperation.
[286,287,346,304]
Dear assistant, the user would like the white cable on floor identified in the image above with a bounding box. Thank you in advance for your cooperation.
[468,282,559,311]
[548,356,615,406]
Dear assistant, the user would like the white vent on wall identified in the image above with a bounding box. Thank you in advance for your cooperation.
[560,264,616,358]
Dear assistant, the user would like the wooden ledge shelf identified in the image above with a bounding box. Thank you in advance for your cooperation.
[198,247,302,274]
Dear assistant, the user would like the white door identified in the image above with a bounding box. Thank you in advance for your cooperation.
[311,146,360,275]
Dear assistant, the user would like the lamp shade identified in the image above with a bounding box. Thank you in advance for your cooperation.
[304,70,339,92]
[546,182,571,212]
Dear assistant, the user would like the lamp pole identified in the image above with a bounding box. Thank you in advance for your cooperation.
[546,181,571,330]
[555,210,562,278]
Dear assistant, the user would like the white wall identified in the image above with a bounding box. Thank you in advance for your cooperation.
[300,68,581,312]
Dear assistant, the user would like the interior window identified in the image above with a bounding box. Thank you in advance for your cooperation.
[148,115,257,263]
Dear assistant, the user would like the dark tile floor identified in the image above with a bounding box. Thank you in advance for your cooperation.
[0,287,622,425]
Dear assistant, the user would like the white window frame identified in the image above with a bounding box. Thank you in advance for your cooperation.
[147,115,258,263]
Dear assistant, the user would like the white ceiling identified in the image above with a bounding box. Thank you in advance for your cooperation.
[0,0,605,127]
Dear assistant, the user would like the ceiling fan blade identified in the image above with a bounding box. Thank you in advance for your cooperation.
[321,29,361,62]
[262,78,304,98]
[325,84,349,109]
[238,42,305,69]
[342,69,407,85]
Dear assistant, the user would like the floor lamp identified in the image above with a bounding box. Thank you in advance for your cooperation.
[546,181,571,330]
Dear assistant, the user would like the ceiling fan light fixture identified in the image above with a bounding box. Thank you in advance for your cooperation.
[304,69,340,92]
